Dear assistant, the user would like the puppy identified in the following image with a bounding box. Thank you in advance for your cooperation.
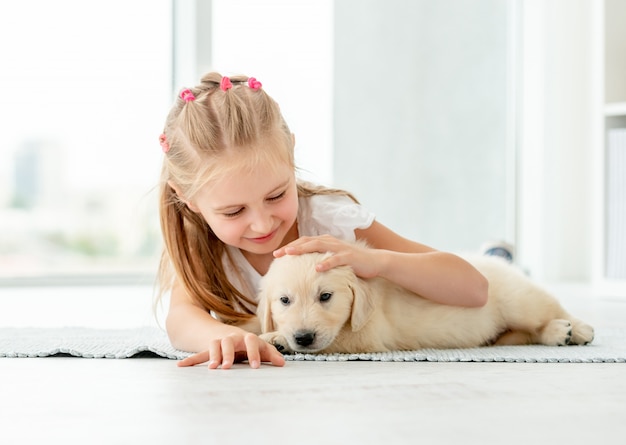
[257,251,594,354]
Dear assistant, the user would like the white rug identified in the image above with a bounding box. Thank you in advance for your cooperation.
[1,326,624,363]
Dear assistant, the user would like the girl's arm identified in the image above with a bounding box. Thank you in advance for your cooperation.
[273,220,488,308]
[166,281,285,369]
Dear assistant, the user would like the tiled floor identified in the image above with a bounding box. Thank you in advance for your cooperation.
[1,284,625,444]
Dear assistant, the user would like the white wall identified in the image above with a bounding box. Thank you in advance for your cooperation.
[333,0,514,253]
[518,0,600,282]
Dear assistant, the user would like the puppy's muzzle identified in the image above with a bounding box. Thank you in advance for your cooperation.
[294,330,316,347]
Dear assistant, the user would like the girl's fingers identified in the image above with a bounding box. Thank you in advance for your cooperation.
[275,236,340,257]
[220,336,235,369]
[262,342,286,367]
[177,334,286,370]
[274,236,319,254]
[245,334,285,368]
[177,350,210,367]
[207,339,222,369]
[244,333,261,369]
[273,247,287,257]
[315,258,333,272]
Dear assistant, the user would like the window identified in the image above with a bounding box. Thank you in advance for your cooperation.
[0,0,172,284]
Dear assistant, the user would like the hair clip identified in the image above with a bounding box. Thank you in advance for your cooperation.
[220,76,233,91]
[159,134,170,153]
[180,88,195,102]
[247,77,262,90]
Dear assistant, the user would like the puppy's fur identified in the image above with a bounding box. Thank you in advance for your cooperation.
[257,251,594,354]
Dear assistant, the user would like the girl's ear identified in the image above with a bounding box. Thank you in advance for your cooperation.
[167,181,200,212]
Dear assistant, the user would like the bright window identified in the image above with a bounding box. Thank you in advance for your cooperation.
[0,0,172,283]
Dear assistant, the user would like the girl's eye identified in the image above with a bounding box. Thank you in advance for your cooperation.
[223,208,244,218]
[319,292,333,302]
[280,296,291,305]
[267,191,285,202]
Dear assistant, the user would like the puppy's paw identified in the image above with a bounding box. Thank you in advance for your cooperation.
[570,321,594,345]
[539,319,572,346]
[259,332,293,354]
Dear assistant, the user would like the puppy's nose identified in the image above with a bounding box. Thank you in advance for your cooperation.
[294,331,316,347]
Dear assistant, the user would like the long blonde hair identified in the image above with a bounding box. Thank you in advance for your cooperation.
[157,72,355,323]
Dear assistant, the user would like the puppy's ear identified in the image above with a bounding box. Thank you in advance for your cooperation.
[349,278,376,332]
[256,288,275,333]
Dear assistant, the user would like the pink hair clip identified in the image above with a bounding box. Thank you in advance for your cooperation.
[220,76,233,91]
[159,134,170,153]
[180,88,195,102]
[247,77,262,90]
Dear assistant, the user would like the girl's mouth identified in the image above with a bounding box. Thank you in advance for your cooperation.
[248,228,278,244]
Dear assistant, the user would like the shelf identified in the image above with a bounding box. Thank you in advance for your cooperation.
[593,1,626,289]
[604,102,626,117]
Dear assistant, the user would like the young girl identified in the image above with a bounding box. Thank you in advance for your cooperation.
[157,72,488,370]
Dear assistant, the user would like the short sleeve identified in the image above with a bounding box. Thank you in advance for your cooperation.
[297,194,375,242]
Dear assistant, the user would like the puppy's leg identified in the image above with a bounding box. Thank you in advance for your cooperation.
[569,318,595,345]
[494,320,594,346]
[530,317,593,346]
[536,319,573,346]
[477,256,594,347]
[498,292,574,346]
[493,330,532,346]
[259,332,293,354]
[492,278,593,346]
[493,319,572,346]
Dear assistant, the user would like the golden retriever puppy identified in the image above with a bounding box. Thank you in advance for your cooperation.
[257,251,595,354]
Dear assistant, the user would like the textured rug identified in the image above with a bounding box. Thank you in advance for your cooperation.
[0,326,625,363]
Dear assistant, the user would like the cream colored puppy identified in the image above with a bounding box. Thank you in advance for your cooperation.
[257,251,595,354]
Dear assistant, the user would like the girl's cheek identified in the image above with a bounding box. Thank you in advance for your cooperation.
[284,195,299,219]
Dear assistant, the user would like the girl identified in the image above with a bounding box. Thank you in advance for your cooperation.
[157,72,488,370]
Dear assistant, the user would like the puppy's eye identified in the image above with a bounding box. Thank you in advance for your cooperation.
[319,292,333,302]
[280,296,291,305]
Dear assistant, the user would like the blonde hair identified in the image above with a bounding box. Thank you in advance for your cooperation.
[157,72,356,323]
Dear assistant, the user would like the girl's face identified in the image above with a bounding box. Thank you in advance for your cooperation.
[190,160,298,256]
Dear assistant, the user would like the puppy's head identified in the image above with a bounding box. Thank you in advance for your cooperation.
[257,251,375,353]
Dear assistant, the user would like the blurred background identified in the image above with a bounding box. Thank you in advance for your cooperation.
[0,0,624,298]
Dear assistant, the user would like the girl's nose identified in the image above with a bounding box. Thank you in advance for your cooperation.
[250,211,274,234]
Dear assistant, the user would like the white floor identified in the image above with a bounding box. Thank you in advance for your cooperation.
[1,283,626,445]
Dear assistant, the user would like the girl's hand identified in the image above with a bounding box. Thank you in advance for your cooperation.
[273,235,383,278]
[177,332,286,370]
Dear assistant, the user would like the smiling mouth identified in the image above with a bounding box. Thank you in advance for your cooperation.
[248,229,278,243]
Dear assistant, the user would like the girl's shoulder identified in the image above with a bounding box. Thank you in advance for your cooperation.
[298,193,375,241]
